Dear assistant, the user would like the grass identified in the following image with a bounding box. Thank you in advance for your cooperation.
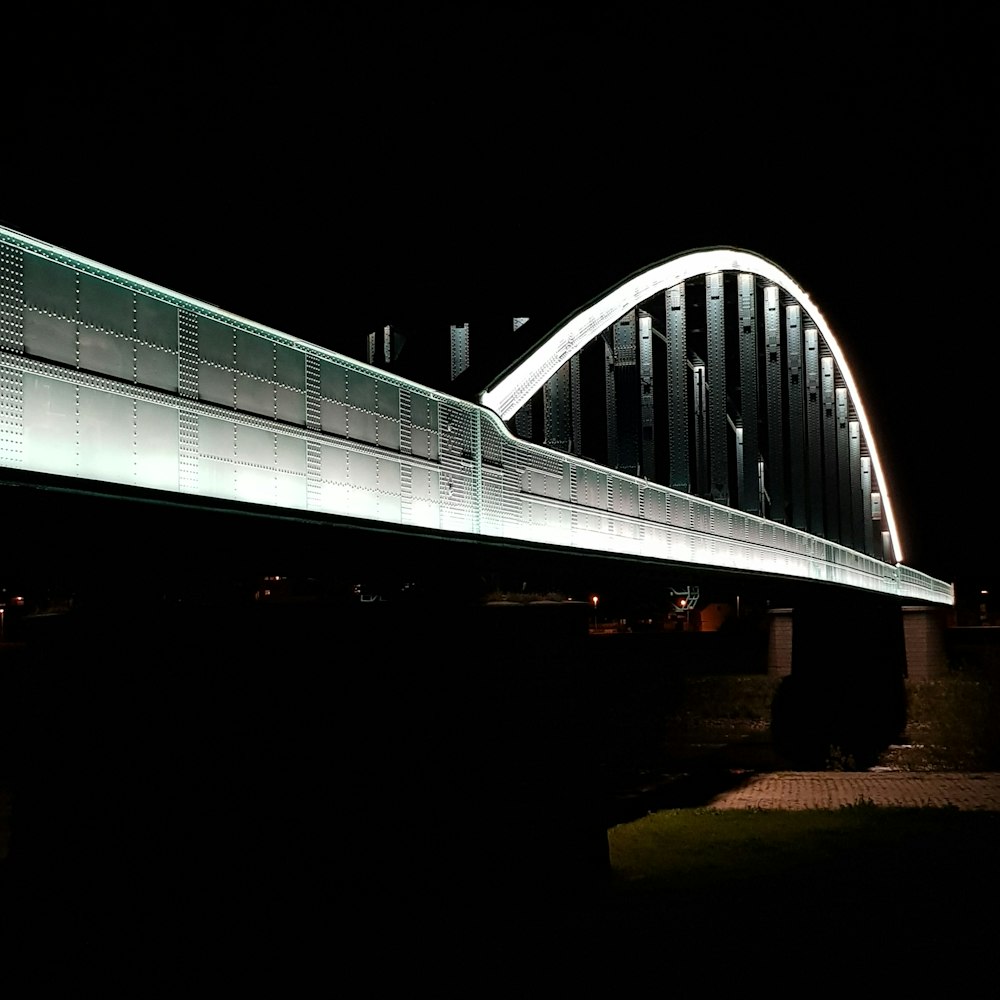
[608,804,980,885]
[529,804,1000,982]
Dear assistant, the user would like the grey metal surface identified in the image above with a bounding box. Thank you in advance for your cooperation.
[786,304,806,530]
[737,273,759,514]
[666,282,688,493]
[804,325,824,535]
[764,284,784,521]
[705,271,727,504]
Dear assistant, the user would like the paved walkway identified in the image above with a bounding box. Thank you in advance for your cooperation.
[706,771,1000,810]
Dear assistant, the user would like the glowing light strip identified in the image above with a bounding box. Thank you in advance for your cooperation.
[480,248,903,562]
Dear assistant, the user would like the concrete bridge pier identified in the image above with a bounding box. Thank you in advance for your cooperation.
[766,608,794,678]
[902,605,951,681]
[770,592,909,768]
[768,602,950,682]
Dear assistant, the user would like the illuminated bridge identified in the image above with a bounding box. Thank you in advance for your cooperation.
[0,225,951,607]
[2,224,960,918]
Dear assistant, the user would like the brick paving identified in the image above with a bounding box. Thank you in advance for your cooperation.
[706,770,1000,811]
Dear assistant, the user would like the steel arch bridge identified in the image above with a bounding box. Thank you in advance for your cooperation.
[0,226,951,605]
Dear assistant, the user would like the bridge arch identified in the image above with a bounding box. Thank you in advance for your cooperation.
[480,249,902,563]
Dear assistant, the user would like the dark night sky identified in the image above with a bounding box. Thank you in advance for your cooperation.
[3,5,996,591]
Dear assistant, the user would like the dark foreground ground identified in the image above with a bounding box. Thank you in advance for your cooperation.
[7,771,997,992]
[3,606,999,990]
[597,801,1000,991]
